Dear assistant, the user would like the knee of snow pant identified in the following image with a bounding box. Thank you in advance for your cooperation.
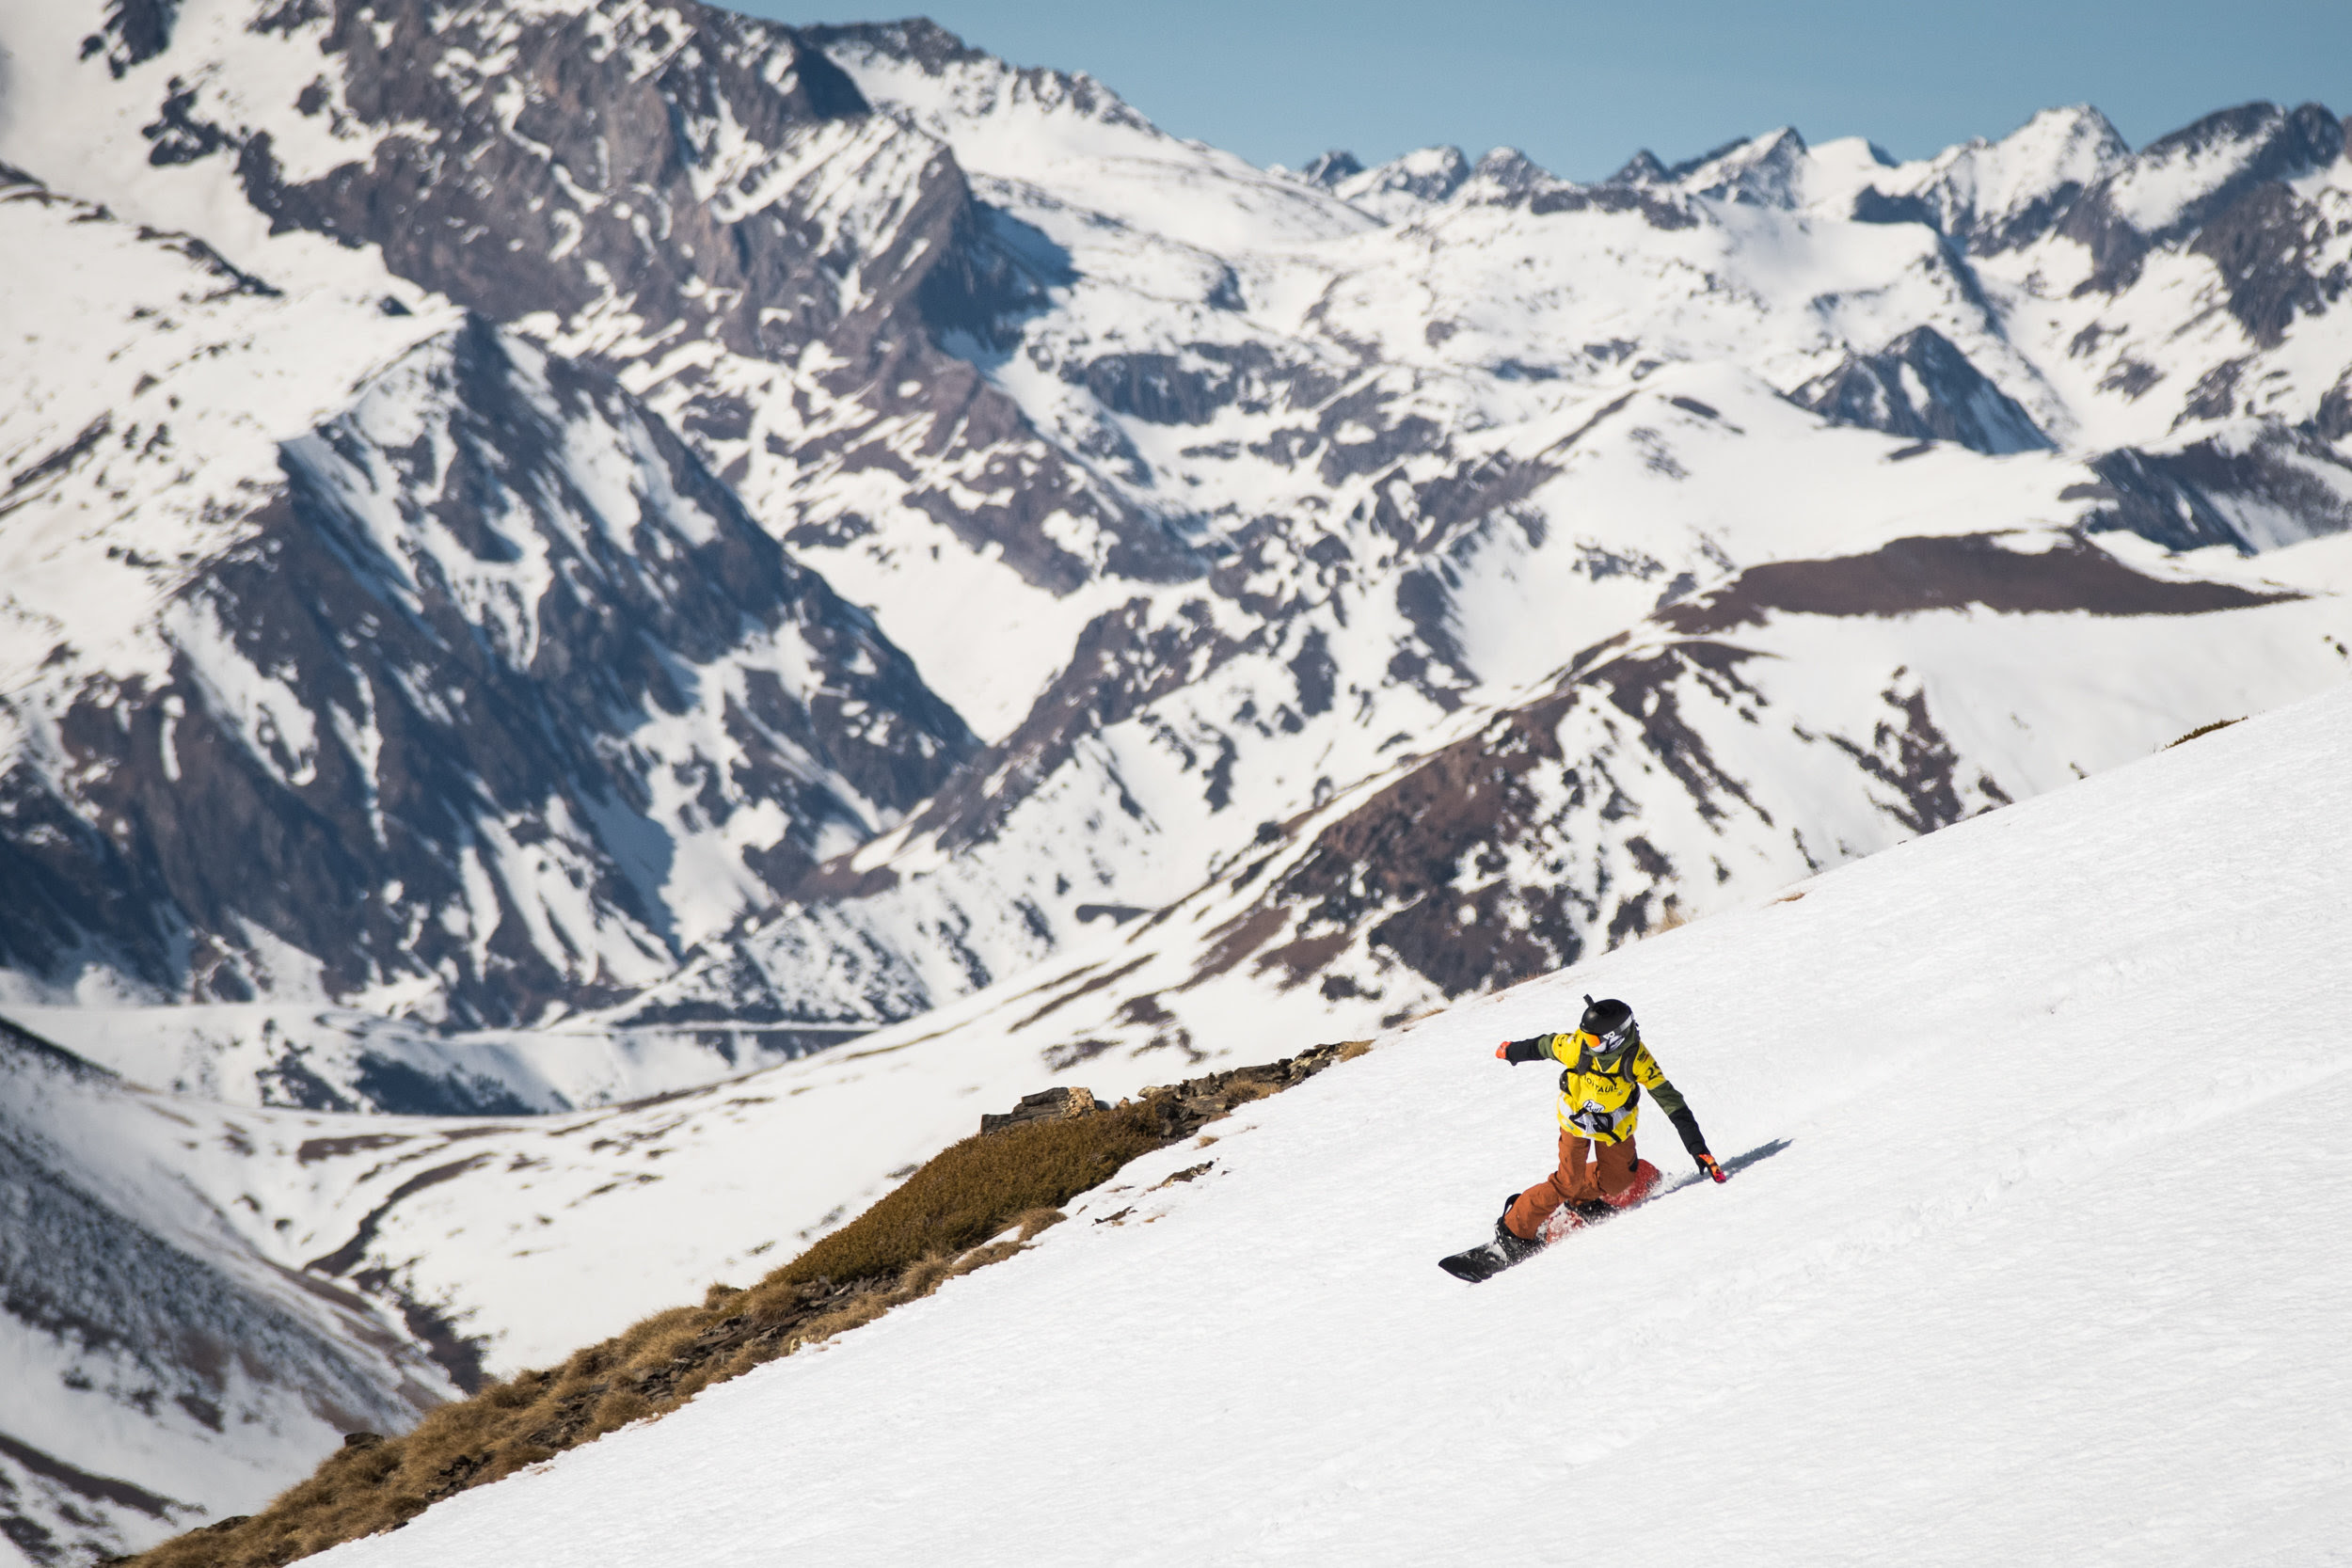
[1502,1182,1551,1241]
[1592,1135,1639,1197]
[1506,1131,1626,1238]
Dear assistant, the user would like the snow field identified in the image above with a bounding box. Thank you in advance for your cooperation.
[313,683,2352,1567]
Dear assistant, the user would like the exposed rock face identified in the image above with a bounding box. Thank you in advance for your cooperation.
[1849,105,2131,254]
[915,597,1251,854]
[978,1085,1098,1134]
[2076,423,2352,554]
[1673,128,1812,207]
[1790,326,2054,454]
[2187,178,2352,349]
[1255,633,1930,999]
[1846,103,2349,333]
[234,0,879,343]
[84,0,182,76]
[133,0,1192,602]
[0,319,975,1027]
[2056,102,2345,293]
[1847,100,2347,347]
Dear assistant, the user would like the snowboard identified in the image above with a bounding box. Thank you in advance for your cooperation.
[1438,1159,1663,1283]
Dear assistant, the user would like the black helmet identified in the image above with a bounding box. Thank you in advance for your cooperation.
[1580,994,1636,1050]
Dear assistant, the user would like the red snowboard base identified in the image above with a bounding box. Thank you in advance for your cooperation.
[1534,1159,1662,1243]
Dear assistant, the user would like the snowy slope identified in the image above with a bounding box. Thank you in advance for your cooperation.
[10,537,2339,1416]
[312,680,2352,1568]
[0,971,1233,1387]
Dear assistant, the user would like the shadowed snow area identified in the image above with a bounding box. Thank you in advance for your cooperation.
[316,685,2352,1566]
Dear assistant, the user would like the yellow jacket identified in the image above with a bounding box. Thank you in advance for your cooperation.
[1529,1030,1691,1144]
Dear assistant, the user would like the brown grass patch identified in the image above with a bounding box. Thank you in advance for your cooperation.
[2165,716,2242,749]
[127,1041,1373,1568]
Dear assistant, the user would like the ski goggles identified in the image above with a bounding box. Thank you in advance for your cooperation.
[1588,1020,1637,1053]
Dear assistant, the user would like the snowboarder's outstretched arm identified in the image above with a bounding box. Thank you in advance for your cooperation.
[1496,1035,1555,1064]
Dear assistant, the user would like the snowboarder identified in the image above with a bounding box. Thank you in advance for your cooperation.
[1440,994,1726,1282]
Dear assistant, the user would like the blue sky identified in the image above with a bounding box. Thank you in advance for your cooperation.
[736,0,2350,180]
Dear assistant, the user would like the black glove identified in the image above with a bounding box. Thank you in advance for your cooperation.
[1495,1038,1549,1064]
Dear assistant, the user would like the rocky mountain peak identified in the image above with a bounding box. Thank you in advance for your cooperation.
[2097,100,2345,240]
[1606,149,1674,185]
[1299,150,1365,187]
[1462,146,1552,200]
[807,17,1161,137]
[1850,103,2128,253]
[2057,98,2345,297]
[2011,102,2132,167]
[1327,145,1473,220]
[1676,126,1810,206]
[801,14,992,73]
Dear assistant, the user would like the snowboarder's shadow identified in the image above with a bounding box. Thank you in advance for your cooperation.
[1721,1137,1791,1177]
[1660,1136,1791,1196]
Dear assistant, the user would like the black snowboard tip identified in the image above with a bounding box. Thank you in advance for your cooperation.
[1438,1247,1503,1283]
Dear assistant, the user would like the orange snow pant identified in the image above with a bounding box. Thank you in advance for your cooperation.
[1504,1130,1640,1241]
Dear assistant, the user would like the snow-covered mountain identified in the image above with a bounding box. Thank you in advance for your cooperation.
[3,282,975,1038]
[5,4,2352,1556]
[6,4,2350,1095]
[310,676,2352,1568]
[556,59,2352,1056]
